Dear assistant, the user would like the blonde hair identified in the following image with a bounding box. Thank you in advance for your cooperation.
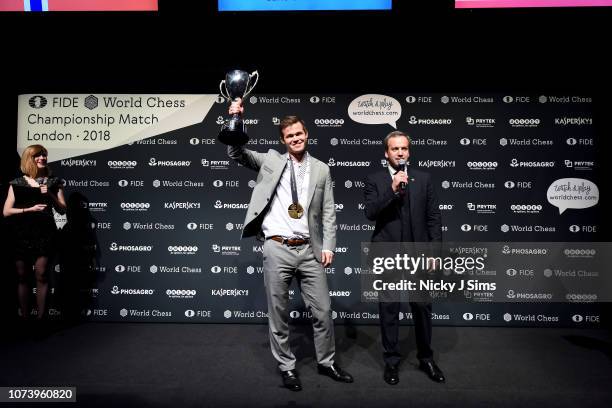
[20,144,50,178]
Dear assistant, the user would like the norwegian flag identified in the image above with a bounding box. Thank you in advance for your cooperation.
[0,0,158,11]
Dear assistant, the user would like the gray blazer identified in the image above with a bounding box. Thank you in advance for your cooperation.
[228,145,336,262]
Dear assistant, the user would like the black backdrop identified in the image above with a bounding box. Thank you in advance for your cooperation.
[1,0,611,324]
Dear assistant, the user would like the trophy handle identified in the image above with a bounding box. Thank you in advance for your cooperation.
[219,80,231,101]
[243,70,259,98]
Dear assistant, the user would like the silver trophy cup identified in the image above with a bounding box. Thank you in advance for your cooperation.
[218,70,259,145]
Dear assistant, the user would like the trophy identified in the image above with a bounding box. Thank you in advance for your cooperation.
[218,70,259,145]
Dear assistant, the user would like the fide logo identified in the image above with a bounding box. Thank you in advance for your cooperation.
[29,95,47,109]
[187,223,197,231]
[310,96,320,103]
[569,225,580,233]
[504,181,515,189]
[463,313,474,321]
[460,138,470,146]
[190,138,200,145]
[461,224,471,232]
[118,180,128,187]
[290,311,300,319]
[216,95,225,104]
[506,268,517,277]
[185,310,195,318]
[572,314,584,323]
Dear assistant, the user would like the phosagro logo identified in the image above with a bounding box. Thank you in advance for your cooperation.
[510,158,555,168]
[109,242,152,252]
[328,158,370,167]
[149,158,191,167]
[408,116,453,126]
[107,160,137,169]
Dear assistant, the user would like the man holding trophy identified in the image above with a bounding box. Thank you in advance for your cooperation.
[219,70,353,391]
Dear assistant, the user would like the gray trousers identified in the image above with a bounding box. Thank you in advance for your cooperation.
[262,239,336,371]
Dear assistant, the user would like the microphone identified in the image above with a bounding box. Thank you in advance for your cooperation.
[398,159,407,191]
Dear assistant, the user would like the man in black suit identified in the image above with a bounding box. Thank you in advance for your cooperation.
[363,130,445,384]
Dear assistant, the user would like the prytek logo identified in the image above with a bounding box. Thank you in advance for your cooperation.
[328,158,370,167]
[509,118,540,128]
[510,204,542,214]
[314,118,344,127]
[29,95,48,108]
[467,203,496,214]
[564,160,595,171]
[149,158,191,167]
[201,158,231,170]
[109,242,152,252]
[408,116,453,126]
[167,245,198,255]
[510,158,555,168]
[107,160,137,169]
[466,117,495,128]
[61,159,97,167]
[166,289,196,299]
[555,117,593,126]
[121,202,150,211]
[84,202,107,212]
[213,200,249,210]
[467,161,498,170]
[211,244,241,256]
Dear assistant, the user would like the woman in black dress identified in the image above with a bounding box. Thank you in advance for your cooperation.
[3,144,66,320]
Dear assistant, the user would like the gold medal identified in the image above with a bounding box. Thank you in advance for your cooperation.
[288,203,304,219]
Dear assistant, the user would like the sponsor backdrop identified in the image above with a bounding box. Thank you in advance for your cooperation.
[16,93,604,327]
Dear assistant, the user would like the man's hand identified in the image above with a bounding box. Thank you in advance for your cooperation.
[321,251,334,268]
[391,171,408,193]
[229,97,244,115]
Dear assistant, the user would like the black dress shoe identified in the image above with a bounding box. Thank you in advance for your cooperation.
[418,361,445,383]
[317,363,354,383]
[281,369,302,391]
[383,364,399,385]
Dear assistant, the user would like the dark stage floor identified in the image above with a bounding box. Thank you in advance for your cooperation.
[1,323,611,407]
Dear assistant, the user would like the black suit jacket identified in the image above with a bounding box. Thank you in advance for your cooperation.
[364,168,442,243]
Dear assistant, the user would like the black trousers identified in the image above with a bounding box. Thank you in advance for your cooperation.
[379,301,433,366]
